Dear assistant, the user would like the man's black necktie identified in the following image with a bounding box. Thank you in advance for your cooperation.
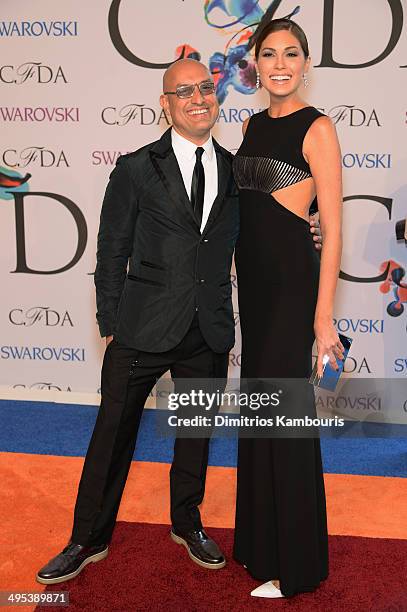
[190,147,205,227]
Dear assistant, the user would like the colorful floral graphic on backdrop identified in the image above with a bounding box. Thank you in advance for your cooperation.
[176,1,298,104]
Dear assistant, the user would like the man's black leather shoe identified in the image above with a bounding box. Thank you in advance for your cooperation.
[36,542,108,584]
[170,528,226,569]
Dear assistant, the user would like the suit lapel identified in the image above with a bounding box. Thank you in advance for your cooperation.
[202,140,232,235]
[150,129,233,234]
[149,129,200,232]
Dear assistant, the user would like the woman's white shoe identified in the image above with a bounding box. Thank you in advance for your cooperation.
[250,581,285,598]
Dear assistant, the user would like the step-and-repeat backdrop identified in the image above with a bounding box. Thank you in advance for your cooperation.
[1,1,406,410]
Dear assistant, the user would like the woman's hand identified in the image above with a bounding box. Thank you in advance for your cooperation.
[314,317,344,377]
[310,213,322,251]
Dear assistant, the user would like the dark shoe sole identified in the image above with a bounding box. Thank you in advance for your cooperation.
[170,531,226,570]
[36,546,109,585]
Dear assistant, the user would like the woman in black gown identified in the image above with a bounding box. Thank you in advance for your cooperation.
[232,17,344,598]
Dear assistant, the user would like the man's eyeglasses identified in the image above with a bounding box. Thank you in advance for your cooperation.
[164,80,216,99]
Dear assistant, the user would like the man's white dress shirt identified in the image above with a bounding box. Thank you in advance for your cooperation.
[171,128,218,233]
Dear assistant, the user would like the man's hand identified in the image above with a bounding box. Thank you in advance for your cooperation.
[106,335,114,346]
[310,213,322,251]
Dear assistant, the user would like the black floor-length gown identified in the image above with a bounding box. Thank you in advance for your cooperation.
[232,107,329,597]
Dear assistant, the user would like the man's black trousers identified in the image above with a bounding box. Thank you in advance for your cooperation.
[71,315,229,546]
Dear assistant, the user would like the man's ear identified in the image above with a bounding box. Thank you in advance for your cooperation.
[160,94,171,121]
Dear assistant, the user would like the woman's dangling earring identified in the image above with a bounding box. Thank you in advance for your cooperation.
[303,73,309,88]
[256,72,260,89]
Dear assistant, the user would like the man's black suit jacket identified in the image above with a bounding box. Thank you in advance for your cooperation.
[94,127,239,353]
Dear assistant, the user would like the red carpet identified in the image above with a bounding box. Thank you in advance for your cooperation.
[37,522,407,612]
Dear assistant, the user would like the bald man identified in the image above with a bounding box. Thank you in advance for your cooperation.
[37,59,321,584]
[36,59,235,584]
